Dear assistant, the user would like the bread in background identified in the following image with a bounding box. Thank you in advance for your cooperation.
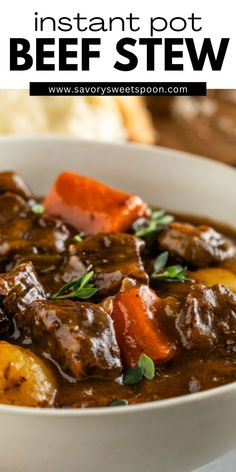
[0,91,156,144]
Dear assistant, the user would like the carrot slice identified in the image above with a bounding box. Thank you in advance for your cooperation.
[111,284,175,368]
[44,172,148,235]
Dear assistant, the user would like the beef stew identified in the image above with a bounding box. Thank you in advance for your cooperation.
[0,170,236,408]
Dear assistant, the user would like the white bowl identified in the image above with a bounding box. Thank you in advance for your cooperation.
[0,137,236,472]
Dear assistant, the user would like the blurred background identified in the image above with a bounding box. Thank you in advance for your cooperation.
[0,91,236,165]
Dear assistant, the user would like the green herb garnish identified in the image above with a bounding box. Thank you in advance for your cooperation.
[109,399,129,406]
[133,209,174,238]
[73,232,86,243]
[123,354,155,386]
[151,252,191,283]
[138,353,155,380]
[52,271,97,300]
[123,366,143,385]
[153,251,169,273]
[32,203,44,215]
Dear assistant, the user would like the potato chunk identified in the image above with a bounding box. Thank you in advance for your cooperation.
[190,268,236,293]
[0,342,57,407]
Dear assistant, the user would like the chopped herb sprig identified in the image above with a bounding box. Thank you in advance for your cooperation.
[109,399,129,407]
[133,209,174,238]
[123,354,155,386]
[151,252,192,283]
[32,203,44,215]
[52,271,97,300]
[73,232,86,243]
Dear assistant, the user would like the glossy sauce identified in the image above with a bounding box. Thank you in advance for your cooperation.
[12,213,236,408]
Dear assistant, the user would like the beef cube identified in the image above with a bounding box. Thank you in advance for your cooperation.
[0,262,46,313]
[0,172,32,199]
[9,254,63,276]
[0,307,12,336]
[0,184,69,261]
[26,216,70,254]
[0,218,32,257]
[0,215,70,260]
[158,222,235,267]
[176,284,236,350]
[62,233,148,297]
[0,193,28,224]
[16,300,122,380]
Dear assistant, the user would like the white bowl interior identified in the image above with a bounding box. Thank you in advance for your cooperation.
[0,137,235,472]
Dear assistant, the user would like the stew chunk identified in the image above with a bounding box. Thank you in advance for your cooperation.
[44,171,148,234]
[0,262,46,314]
[0,214,70,261]
[16,300,122,380]
[111,284,176,368]
[176,284,236,350]
[189,268,236,293]
[159,222,235,267]
[0,172,32,199]
[0,341,57,407]
[0,192,28,224]
[63,233,148,296]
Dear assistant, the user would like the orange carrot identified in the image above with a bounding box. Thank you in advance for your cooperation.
[44,172,148,235]
[111,284,175,368]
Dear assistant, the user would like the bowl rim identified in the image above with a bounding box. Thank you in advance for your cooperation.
[0,380,235,417]
[0,133,235,176]
[0,135,236,417]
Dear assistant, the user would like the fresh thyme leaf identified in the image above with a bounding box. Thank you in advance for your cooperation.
[52,279,80,298]
[79,271,95,288]
[32,203,44,215]
[133,208,174,238]
[109,399,129,406]
[151,253,191,283]
[150,209,165,219]
[73,232,86,243]
[52,271,97,300]
[153,266,190,283]
[123,366,143,385]
[153,251,169,273]
[138,353,155,380]
[70,286,98,299]
[123,354,155,385]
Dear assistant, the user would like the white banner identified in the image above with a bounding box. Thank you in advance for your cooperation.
[0,0,235,89]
